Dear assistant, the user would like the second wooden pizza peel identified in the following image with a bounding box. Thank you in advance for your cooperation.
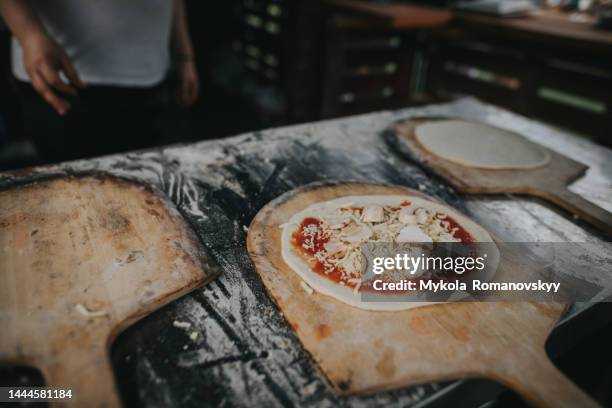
[247,181,599,408]
[392,117,612,238]
[0,174,220,408]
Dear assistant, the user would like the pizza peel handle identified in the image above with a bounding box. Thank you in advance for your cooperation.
[533,184,612,238]
[35,342,121,408]
[485,345,599,408]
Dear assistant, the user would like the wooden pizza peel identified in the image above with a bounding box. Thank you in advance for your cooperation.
[0,174,220,407]
[247,181,599,408]
[392,117,612,238]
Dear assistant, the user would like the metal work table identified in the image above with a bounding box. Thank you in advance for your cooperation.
[2,97,611,407]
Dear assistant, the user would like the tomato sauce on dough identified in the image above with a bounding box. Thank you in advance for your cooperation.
[291,210,475,290]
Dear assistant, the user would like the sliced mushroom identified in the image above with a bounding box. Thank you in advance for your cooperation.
[342,250,367,276]
[341,223,372,242]
[323,211,352,229]
[414,208,429,225]
[324,240,346,256]
[396,225,432,243]
[398,207,418,224]
[362,205,384,223]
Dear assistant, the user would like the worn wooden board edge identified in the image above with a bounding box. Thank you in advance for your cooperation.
[0,173,222,391]
[246,180,568,402]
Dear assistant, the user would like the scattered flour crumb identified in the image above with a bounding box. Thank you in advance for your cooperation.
[302,381,318,396]
[75,303,108,318]
[243,225,249,232]
[189,331,199,341]
[279,222,295,229]
[173,320,192,330]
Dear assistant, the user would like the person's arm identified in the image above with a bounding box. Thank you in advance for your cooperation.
[171,0,199,107]
[0,0,83,115]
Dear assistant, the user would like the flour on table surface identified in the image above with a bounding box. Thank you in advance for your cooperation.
[3,98,610,407]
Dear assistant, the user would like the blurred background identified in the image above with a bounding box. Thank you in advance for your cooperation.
[0,0,611,171]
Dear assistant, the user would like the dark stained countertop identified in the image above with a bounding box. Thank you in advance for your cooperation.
[2,97,611,407]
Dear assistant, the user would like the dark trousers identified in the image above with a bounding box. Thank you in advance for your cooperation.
[14,79,169,164]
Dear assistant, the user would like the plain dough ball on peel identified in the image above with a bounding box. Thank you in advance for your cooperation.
[414,120,550,169]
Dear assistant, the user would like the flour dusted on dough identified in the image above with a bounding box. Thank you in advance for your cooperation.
[415,120,550,169]
[280,195,493,311]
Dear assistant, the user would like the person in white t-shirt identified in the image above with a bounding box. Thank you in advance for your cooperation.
[0,0,199,163]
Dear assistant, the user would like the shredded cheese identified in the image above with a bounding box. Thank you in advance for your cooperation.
[294,203,463,289]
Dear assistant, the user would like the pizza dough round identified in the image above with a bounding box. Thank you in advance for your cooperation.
[280,195,497,311]
[414,120,550,169]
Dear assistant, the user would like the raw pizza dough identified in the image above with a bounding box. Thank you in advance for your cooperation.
[280,195,495,311]
[414,120,551,169]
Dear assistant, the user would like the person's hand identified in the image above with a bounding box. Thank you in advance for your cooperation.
[21,32,84,115]
[175,60,199,108]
